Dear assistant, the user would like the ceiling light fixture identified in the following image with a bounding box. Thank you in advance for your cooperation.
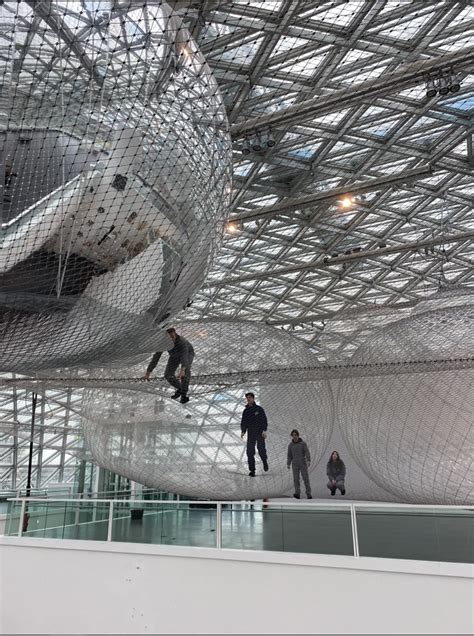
[339,197,352,208]
[438,70,450,96]
[424,68,462,98]
[241,129,276,154]
[449,68,461,93]
[424,74,438,98]
[241,138,251,155]
[251,133,263,152]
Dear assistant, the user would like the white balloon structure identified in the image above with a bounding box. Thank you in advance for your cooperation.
[81,321,335,500]
[0,2,232,373]
[338,294,474,504]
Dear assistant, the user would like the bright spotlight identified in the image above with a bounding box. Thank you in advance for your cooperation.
[340,197,352,209]
[226,222,238,233]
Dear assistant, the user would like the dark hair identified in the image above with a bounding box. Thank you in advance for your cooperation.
[291,429,299,437]
[328,450,343,465]
[245,392,255,398]
[166,327,176,334]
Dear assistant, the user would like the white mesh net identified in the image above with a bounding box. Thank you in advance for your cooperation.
[0,1,232,372]
[80,321,335,499]
[338,297,474,504]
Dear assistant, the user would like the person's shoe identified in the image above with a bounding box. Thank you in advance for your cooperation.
[293,493,300,499]
[340,489,346,495]
[180,395,190,404]
[307,495,312,499]
[330,489,336,496]
[248,471,255,477]
[263,460,269,472]
[171,391,181,400]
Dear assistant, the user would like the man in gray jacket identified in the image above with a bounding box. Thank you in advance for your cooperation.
[144,327,194,404]
[287,429,312,499]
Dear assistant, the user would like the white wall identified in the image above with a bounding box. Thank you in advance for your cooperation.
[1,537,472,635]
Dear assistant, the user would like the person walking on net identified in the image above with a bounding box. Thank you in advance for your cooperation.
[287,429,312,499]
[144,327,194,404]
[240,392,269,477]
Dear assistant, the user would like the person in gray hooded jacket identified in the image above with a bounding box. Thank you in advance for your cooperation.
[287,429,312,499]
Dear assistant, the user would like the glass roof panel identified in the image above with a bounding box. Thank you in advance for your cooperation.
[233,0,284,11]
[310,2,366,28]
[219,37,264,65]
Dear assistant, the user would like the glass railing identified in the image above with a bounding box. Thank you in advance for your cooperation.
[4,498,473,564]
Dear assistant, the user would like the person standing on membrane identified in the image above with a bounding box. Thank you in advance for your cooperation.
[326,451,346,495]
[240,392,269,477]
[287,429,312,499]
[144,327,194,404]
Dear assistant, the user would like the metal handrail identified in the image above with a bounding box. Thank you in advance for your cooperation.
[7,497,474,509]
[8,496,473,559]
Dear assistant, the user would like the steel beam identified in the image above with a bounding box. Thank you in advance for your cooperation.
[25,0,104,86]
[230,46,474,137]
[230,165,434,223]
[203,230,474,287]
[265,299,419,327]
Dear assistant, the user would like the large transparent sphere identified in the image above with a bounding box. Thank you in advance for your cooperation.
[81,321,335,499]
[338,299,474,504]
[0,2,231,372]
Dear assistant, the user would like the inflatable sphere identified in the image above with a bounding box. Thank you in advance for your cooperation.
[81,321,335,499]
[338,296,474,504]
[0,2,232,372]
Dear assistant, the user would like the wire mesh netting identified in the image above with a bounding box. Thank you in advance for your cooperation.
[0,1,232,372]
[80,321,335,499]
[338,296,474,504]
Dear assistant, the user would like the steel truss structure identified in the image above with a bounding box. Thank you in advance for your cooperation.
[0,381,84,490]
[184,0,473,360]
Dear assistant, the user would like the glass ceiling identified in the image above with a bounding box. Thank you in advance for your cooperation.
[181,0,473,358]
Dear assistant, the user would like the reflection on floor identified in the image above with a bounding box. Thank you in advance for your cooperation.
[20,503,473,564]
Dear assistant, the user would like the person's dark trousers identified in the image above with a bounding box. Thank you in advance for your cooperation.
[164,353,194,396]
[292,463,311,497]
[247,432,267,473]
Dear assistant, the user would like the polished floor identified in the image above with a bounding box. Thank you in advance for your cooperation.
[14,503,474,564]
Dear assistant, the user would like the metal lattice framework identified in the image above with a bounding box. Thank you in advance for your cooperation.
[0,382,84,490]
[181,0,473,362]
[0,0,473,492]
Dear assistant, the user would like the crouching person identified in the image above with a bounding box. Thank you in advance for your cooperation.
[326,451,346,496]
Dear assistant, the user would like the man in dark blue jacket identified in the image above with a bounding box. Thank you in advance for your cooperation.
[240,392,269,477]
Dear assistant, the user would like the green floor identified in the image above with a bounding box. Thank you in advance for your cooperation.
[17,506,473,564]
